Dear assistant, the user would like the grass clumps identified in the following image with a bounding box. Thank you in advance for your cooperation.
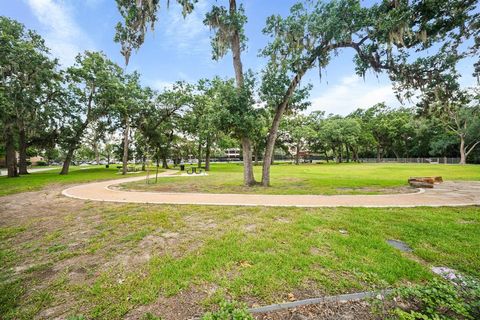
[375,277,480,319]
[201,300,253,320]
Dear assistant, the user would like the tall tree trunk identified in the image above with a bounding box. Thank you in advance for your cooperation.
[376,146,381,163]
[60,84,95,175]
[261,68,307,187]
[18,127,29,175]
[162,154,169,169]
[459,135,466,165]
[295,142,300,165]
[242,137,255,186]
[155,155,160,183]
[393,150,400,161]
[5,128,19,178]
[205,136,211,171]
[229,0,256,186]
[345,144,350,163]
[197,140,202,168]
[261,103,287,187]
[93,141,100,165]
[122,118,129,175]
[60,147,75,175]
[141,155,146,171]
[335,146,342,163]
[332,146,338,163]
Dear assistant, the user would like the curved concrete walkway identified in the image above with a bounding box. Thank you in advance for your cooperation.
[61,171,480,207]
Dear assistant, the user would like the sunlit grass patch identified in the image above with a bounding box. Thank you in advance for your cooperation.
[0,166,165,196]
[1,192,479,318]
[123,162,480,195]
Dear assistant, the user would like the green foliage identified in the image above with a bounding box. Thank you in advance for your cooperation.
[209,74,262,140]
[261,0,367,78]
[0,16,62,174]
[258,0,479,178]
[418,76,480,162]
[36,161,47,166]
[204,2,248,61]
[389,278,480,320]
[351,103,414,159]
[315,116,363,161]
[137,81,193,164]
[353,0,479,95]
[114,0,196,64]
[59,51,122,152]
[202,300,253,320]
[260,63,312,113]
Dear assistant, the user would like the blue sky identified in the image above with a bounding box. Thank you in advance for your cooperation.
[1,0,477,115]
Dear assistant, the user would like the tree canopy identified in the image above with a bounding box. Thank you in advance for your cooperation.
[1,0,480,181]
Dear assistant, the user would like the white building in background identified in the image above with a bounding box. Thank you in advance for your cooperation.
[224,148,240,159]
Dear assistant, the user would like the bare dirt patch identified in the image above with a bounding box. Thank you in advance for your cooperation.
[124,285,211,320]
[275,217,291,223]
[254,299,376,320]
[0,187,202,318]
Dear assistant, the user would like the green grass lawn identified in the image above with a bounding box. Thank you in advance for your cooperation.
[0,165,160,196]
[123,162,480,195]
[1,162,479,318]
[1,200,479,319]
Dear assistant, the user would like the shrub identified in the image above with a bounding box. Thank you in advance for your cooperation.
[201,300,254,320]
[385,277,480,320]
[36,161,47,166]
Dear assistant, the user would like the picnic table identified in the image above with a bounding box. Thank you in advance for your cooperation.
[116,165,139,173]
[187,167,203,175]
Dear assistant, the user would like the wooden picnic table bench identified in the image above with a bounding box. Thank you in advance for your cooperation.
[187,167,203,175]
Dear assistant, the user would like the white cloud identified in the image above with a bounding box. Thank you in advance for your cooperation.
[25,0,95,66]
[149,80,174,91]
[84,0,104,8]
[308,75,403,116]
[160,0,210,55]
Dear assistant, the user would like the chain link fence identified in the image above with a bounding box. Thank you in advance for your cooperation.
[357,157,462,164]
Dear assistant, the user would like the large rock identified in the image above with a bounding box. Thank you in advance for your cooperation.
[408,176,442,188]
[409,180,434,188]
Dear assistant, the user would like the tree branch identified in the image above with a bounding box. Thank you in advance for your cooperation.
[465,140,480,156]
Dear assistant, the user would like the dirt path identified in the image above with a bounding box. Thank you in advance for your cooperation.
[61,171,480,207]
